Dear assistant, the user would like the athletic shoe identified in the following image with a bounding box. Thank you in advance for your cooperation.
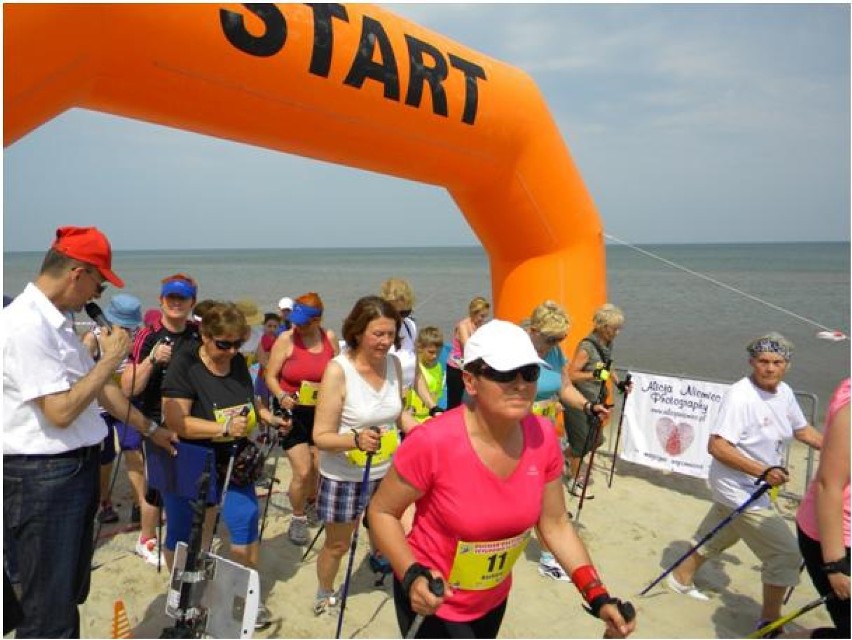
[569,479,595,499]
[754,618,784,639]
[312,591,340,616]
[538,561,572,582]
[305,501,319,527]
[254,603,272,630]
[135,535,163,567]
[97,503,119,524]
[130,504,141,524]
[666,573,709,601]
[288,516,309,545]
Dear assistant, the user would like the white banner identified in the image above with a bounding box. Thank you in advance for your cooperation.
[620,372,731,479]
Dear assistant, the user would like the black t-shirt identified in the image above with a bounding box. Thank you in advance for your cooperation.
[129,322,200,422]
[161,346,255,462]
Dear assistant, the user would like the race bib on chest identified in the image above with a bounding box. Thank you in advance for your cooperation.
[345,426,399,467]
[298,380,320,406]
[448,530,531,591]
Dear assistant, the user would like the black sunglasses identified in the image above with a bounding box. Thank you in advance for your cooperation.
[399,309,412,319]
[80,268,107,295]
[544,334,565,346]
[477,363,541,384]
[213,338,244,351]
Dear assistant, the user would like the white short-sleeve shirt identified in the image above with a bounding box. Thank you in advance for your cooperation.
[2,283,107,454]
[708,376,807,509]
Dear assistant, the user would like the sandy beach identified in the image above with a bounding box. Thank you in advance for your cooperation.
[82,432,833,639]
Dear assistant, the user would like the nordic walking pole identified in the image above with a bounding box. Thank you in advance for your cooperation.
[570,359,612,497]
[258,476,280,544]
[639,465,786,596]
[209,442,238,553]
[747,593,832,638]
[572,361,612,523]
[335,428,379,640]
[782,561,806,605]
[208,407,249,553]
[302,524,325,562]
[405,576,445,639]
[606,372,632,489]
[257,425,281,545]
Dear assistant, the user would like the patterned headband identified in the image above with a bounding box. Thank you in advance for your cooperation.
[747,338,791,361]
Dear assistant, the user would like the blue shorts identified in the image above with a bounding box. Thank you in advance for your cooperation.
[163,483,259,549]
[317,475,381,524]
[99,414,142,464]
[115,420,143,451]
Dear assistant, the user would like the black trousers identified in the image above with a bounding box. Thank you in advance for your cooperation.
[797,525,850,639]
[393,575,507,639]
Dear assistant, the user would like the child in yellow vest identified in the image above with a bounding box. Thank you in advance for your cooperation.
[405,326,445,423]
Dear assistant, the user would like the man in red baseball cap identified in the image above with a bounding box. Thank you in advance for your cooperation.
[2,226,177,637]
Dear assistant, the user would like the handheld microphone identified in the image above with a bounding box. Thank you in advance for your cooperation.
[84,302,111,330]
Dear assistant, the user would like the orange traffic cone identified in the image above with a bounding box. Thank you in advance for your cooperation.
[112,599,132,639]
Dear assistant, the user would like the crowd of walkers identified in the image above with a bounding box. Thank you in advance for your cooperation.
[3,226,848,639]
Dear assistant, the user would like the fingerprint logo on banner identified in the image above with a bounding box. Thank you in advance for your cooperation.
[655,417,695,456]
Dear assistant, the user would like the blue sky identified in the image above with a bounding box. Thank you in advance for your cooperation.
[3,3,849,252]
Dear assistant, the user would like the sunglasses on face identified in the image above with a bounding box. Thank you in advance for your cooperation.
[543,334,565,346]
[78,268,107,295]
[213,338,244,351]
[399,309,412,319]
[477,363,541,383]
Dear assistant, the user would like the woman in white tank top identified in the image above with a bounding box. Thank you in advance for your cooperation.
[312,296,418,615]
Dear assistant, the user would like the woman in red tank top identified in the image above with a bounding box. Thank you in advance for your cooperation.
[265,292,339,546]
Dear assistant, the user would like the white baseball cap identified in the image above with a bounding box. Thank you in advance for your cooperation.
[278,296,294,311]
[464,319,549,371]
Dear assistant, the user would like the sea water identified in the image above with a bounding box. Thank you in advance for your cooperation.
[4,242,849,418]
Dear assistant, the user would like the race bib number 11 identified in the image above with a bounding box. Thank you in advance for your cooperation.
[448,530,531,591]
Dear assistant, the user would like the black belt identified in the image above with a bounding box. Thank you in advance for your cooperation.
[4,445,100,460]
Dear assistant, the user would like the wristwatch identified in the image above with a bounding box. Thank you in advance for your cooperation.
[144,421,159,438]
[401,562,432,596]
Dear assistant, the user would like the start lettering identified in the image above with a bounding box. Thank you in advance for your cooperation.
[219,3,486,125]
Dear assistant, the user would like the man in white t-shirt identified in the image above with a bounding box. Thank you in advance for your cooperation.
[666,332,823,633]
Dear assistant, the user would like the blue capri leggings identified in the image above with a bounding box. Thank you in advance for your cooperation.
[163,483,260,549]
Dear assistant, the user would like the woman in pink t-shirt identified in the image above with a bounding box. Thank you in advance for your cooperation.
[795,378,850,638]
[369,320,636,639]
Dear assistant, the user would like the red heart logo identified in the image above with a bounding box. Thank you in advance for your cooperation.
[655,417,696,456]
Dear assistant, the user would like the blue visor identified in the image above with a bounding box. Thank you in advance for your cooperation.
[161,279,197,299]
[289,302,322,326]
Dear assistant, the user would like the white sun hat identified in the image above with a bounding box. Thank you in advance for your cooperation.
[463,319,549,371]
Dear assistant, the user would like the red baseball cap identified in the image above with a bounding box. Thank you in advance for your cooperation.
[51,226,124,287]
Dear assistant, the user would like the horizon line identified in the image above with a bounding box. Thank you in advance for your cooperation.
[3,238,850,255]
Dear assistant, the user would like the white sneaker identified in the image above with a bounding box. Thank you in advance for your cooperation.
[135,536,163,567]
[666,573,709,601]
[538,561,572,582]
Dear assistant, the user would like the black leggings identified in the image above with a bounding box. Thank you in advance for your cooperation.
[446,366,465,410]
[393,576,507,639]
[797,525,850,639]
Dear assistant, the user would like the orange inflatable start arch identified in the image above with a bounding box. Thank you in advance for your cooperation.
[4,3,606,349]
